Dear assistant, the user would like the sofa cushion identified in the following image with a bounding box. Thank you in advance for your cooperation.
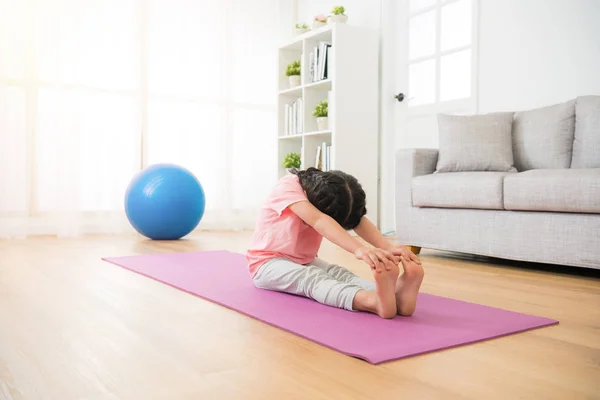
[435,112,516,173]
[572,95,600,168]
[504,169,600,213]
[512,100,575,171]
[412,172,512,210]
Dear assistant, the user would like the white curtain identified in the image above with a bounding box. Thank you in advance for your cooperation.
[0,0,279,238]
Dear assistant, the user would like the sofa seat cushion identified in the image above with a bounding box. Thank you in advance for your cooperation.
[504,169,600,213]
[412,172,512,210]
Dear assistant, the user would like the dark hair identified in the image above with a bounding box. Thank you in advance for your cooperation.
[290,167,366,230]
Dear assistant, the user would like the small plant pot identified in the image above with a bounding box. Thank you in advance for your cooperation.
[317,117,328,131]
[328,14,348,24]
[312,21,326,29]
[295,27,309,35]
[288,75,301,88]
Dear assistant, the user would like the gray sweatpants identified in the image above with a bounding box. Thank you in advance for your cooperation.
[252,258,376,311]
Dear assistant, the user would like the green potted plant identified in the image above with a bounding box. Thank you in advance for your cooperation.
[328,6,348,23]
[283,152,301,170]
[295,22,308,35]
[312,14,327,29]
[313,100,328,131]
[285,60,301,88]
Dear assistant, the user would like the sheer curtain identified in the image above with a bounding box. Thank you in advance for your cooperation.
[0,0,278,238]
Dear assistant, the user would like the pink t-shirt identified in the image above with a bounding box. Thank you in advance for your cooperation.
[246,174,323,277]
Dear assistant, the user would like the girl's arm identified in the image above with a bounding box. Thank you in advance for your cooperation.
[353,216,392,250]
[289,201,396,271]
[354,216,423,264]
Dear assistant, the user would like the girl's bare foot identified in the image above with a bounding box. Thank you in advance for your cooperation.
[395,258,424,316]
[372,263,400,319]
[352,264,399,319]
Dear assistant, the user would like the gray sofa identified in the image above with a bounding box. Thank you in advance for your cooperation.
[395,96,600,270]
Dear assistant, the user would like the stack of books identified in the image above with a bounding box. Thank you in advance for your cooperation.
[315,141,332,171]
[308,41,332,83]
[284,97,303,135]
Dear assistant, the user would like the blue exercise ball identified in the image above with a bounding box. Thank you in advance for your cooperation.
[125,164,205,240]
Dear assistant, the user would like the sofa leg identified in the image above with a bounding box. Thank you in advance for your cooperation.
[407,246,422,255]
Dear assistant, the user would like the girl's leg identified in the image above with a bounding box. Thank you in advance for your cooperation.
[308,258,398,318]
[308,258,375,290]
[253,258,397,318]
[310,257,424,316]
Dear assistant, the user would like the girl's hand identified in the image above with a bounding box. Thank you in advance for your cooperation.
[354,246,400,272]
[389,244,422,265]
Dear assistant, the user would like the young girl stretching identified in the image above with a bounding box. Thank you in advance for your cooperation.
[246,168,424,319]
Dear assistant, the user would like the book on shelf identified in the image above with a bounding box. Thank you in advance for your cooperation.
[314,141,332,171]
[318,42,328,80]
[298,98,303,134]
[284,104,290,135]
[325,46,331,80]
[293,101,297,135]
[288,103,293,135]
[289,103,294,135]
[314,145,322,169]
[309,41,332,83]
[285,97,303,136]
[309,52,315,84]
[312,46,318,82]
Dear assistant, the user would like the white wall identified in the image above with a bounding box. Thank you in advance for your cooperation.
[478,0,600,112]
[277,0,297,41]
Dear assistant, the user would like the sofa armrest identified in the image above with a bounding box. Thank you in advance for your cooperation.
[395,148,439,206]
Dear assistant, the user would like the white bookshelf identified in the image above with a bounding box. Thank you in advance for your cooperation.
[276,23,380,225]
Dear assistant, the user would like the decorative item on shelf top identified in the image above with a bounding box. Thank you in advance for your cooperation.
[283,152,301,169]
[312,14,327,29]
[295,23,308,35]
[328,6,347,24]
[285,60,301,88]
[313,100,328,131]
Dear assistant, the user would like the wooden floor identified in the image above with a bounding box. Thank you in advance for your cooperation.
[1,232,599,399]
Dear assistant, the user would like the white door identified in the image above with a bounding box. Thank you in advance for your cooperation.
[393,0,479,149]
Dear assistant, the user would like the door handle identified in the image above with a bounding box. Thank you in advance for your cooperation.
[394,93,415,103]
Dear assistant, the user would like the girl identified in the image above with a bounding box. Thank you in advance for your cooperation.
[246,168,424,319]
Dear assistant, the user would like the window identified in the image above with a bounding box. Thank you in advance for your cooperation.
[0,0,278,237]
[408,0,474,107]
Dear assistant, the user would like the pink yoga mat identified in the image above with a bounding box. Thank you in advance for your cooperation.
[102,251,558,364]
